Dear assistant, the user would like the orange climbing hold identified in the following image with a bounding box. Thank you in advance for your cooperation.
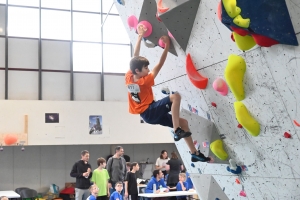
[157,0,169,13]
[186,54,208,89]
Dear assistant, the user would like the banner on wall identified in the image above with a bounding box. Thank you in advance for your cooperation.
[89,115,103,135]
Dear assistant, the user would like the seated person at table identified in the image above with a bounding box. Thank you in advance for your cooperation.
[145,170,169,194]
[145,170,169,200]
[176,173,188,200]
[110,182,123,200]
[185,172,194,190]
[0,196,8,200]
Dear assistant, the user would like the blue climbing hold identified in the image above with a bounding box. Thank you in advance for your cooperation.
[226,165,242,174]
[191,163,195,168]
[117,0,125,5]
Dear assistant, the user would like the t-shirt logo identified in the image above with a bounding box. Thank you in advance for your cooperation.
[127,84,141,103]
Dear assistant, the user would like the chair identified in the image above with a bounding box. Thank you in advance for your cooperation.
[15,187,30,195]
[20,189,38,200]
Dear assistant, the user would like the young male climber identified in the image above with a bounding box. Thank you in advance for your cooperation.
[125,24,211,163]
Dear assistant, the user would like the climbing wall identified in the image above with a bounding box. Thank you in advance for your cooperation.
[115,0,300,199]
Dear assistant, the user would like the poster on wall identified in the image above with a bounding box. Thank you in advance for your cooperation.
[45,113,59,123]
[89,115,103,135]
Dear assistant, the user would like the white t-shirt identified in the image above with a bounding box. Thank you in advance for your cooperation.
[155,157,170,171]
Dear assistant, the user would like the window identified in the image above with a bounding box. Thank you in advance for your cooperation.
[8,7,39,38]
[41,10,71,40]
[8,0,39,7]
[103,44,131,73]
[41,0,70,10]
[73,42,102,72]
[103,15,130,44]
[102,0,118,14]
[0,0,6,4]
[73,12,101,42]
[73,0,100,12]
[0,5,5,35]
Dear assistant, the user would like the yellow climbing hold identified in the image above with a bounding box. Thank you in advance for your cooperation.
[224,54,246,101]
[222,0,241,18]
[233,15,250,28]
[234,101,260,136]
[233,32,256,51]
[210,140,228,160]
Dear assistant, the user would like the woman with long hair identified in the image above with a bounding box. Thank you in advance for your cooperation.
[155,150,170,177]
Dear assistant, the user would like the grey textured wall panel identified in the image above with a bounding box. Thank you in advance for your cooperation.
[0,146,14,190]
[160,0,200,52]
[40,146,66,192]
[190,174,229,200]
[133,144,154,163]
[179,109,229,164]
[89,144,111,169]
[13,146,41,191]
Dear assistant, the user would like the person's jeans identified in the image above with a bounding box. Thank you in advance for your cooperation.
[109,182,124,196]
[75,188,90,200]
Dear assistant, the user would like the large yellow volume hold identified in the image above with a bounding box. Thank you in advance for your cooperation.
[224,54,246,101]
[222,0,241,18]
[210,140,228,160]
[234,101,260,136]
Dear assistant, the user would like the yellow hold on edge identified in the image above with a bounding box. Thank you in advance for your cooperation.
[233,15,250,28]
[222,0,241,18]
[233,32,256,51]
[234,101,260,136]
[210,140,228,160]
[224,54,246,101]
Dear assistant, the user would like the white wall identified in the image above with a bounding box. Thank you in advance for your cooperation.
[0,100,172,145]
[115,0,300,199]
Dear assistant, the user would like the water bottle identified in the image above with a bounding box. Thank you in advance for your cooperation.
[160,185,163,192]
[153,184,156,193]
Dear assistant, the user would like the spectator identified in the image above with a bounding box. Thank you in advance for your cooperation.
[155,150,170,177]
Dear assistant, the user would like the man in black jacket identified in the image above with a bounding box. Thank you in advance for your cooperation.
[70,150,92,200]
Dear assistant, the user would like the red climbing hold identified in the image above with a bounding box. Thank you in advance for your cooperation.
[231,33,235,42]
[237,124,243,128]
[186,54,208,89]
[251,33,279,47]
[230,26,249,36]
[284,132,291,138]
[239,190,246,197]
[235,178,240,184]
[293,120,300,127]
[217,1,222,21]
[211,102,217,107]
